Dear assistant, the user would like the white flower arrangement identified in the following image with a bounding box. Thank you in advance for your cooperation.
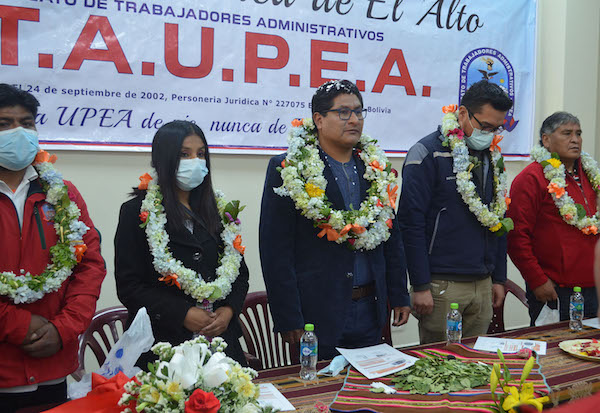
[530,145,600,234]
[0,151,89,304]
[440,107,513,235]
[275,118,398,250]
[118,336,272,413]
[140,173,245,303]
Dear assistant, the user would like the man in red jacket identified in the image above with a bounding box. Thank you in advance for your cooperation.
[0,84,106,412]
[508,112,598,325]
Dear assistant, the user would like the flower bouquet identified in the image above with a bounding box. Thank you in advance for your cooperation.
[490,349,549,412]
[118,336,276,413]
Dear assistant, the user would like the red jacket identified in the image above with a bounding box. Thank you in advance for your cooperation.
[507,159,598,290]
[0,179,106,388]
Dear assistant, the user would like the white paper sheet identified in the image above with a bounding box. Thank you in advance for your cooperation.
[257,383,296,411]
[336,344,418,379]
[583,318,600,329]
[474,336,547,355]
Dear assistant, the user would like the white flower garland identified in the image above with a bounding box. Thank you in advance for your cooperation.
[275,118,398,250]
[140,172,244,303]
[0,152,89,304]
[530,145,600,234]
[440,107,512,234]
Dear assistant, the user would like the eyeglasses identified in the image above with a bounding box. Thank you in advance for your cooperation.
[469,111,504,134]
[322,108,367,121]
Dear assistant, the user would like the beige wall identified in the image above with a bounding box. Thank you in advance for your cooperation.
[45,0,600,348]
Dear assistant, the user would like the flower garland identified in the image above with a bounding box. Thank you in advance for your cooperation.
[119,336,270,413]
[530,145,600,235]
[440,105,513,235]
[0,150,89,304]
[139,172,245,303]
[275,118,398,250]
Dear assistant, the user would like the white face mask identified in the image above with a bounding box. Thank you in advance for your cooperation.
[465,117,495,151]
[176,158,209,191]
[0,127,39,171]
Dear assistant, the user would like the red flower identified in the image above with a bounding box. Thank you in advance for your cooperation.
[184,389,220,413]
[139,211,149,223]
[391,168,399,178]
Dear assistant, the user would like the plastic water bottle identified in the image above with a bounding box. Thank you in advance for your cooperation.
[446,303,462,344]
[299,323,318,380]
[570,286,584,331]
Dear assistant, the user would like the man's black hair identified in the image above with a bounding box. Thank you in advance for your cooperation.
[311,80,363,115]
[0,83,40,117]
[460,80,513,114]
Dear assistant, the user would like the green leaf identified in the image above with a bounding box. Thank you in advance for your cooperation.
[496,156,505,172]
[370,387,385,393]
[551,152,560,160]
[540,160,550,168]
[576,203,587,219]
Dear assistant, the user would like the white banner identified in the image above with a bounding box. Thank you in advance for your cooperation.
[0,0,536,158]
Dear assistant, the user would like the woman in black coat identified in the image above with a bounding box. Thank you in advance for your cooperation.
[114,120,249,368]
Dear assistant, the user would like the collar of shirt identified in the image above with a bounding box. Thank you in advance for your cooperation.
[0,165,39,228]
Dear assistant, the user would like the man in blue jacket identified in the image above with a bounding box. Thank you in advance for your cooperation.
[260,80,410,359]
[398,81,512,344]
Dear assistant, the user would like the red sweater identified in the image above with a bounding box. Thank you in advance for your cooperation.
[507,160,598,290]
[0,179,106,388]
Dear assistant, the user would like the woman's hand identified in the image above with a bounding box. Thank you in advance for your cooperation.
[183,307,216,333]
[200,306,234,337]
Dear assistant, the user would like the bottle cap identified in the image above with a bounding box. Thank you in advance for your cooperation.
[573,286,581,292]
[304,323,314,331]
[450,303,459,310]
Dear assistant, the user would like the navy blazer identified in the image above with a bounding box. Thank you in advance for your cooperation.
[259,152,410,347]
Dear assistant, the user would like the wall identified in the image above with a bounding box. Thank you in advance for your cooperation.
[43,0,600,349]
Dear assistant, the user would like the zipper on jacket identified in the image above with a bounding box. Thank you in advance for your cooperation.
[33,203,47,250]
[429,207,447,254]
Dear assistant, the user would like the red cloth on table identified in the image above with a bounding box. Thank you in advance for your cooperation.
[43,372,134,413]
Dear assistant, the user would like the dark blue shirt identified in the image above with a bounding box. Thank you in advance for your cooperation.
[324,152,373,287]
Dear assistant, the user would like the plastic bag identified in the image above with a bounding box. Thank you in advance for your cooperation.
[535,302,560,326]
[68,307,155,399]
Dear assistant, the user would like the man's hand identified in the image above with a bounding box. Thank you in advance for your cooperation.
[21,322,62,358]
[22,314,48,345]
[281,329,304,346]
[392,306,411,326]
[200,306,234,337]
[533,279,558,303]
[411,290,434,315]
[183,307,216,333]
[492,284,505,309]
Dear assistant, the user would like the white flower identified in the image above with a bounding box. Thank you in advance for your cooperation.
[203,352,231,388]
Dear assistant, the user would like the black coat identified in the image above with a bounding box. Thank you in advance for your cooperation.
[114,194,249,367]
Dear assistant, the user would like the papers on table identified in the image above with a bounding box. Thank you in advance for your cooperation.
[336,344,418,379]
[474,336,547,355]
[257,383,296,411]
[583,318,600,329]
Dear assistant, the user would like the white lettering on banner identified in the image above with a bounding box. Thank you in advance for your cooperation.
[1,0,535,158]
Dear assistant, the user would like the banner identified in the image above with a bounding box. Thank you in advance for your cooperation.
[0,0,536,158]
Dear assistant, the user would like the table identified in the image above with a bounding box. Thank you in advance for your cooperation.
[256,321,600,412]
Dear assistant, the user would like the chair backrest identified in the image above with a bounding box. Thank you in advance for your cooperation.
[487,279,529,334]
[238,291,299,370]
[71,306,129,381]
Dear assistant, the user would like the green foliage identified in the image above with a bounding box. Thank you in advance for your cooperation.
[575,203,587,219]
[392,357,492,395]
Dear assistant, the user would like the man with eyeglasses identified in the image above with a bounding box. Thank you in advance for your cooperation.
[260,80,410,359]
[398,80,513,344]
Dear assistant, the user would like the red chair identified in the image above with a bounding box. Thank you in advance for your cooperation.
[239,291,299,370]
[487,279,529,334]
[71,306,129,381]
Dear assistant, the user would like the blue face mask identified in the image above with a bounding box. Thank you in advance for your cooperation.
[0,127,39,171]
[176,158,209,191]
[465,118,495,151]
